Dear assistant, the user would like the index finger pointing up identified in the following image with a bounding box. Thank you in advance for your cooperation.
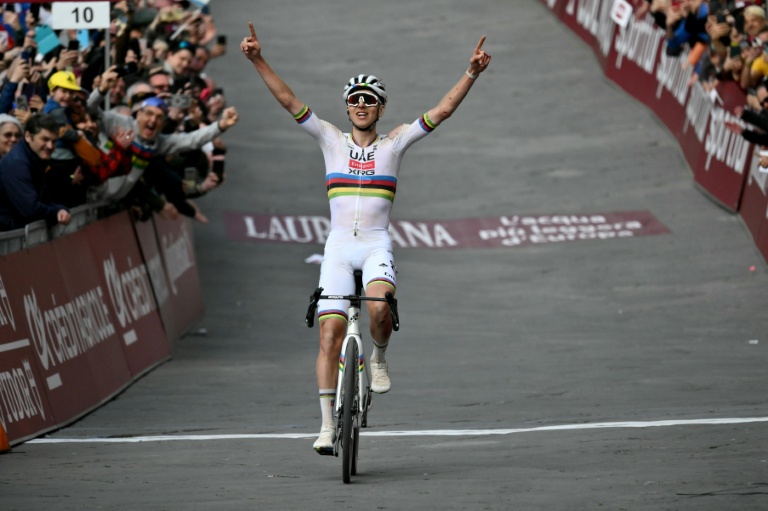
[248,22,257,40]
[475,35,486,52]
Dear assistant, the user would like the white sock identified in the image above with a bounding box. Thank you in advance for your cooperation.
[319,389,335,429]
[371,341,388,363]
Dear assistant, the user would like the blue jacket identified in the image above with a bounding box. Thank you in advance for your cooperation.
[0,138,67,231]
[0,80,19,114]
[667,4,710,55]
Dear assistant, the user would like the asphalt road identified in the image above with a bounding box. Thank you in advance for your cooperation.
[5,1,768,510]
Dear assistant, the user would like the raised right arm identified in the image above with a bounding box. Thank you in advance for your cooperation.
[241,22,305,116]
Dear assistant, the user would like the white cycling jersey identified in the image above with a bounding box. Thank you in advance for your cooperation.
[294,105,436,234]
[294,105,437,322]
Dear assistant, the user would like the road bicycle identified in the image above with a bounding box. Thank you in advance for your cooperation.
[306,269,400,483]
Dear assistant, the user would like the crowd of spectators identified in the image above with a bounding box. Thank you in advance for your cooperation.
[0,0,238,233]
[634,0,768,168]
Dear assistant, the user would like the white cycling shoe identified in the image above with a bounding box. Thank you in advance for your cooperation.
[313,425,336,455]
[370,361,391,394]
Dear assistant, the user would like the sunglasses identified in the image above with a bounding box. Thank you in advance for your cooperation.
[347,91,380,107]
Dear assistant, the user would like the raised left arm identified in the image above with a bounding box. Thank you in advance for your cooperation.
[425,36,491,127]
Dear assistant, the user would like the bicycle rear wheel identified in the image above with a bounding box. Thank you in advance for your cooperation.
[341,340,358,484]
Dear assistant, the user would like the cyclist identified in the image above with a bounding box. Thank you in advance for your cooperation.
[240,22,491,454]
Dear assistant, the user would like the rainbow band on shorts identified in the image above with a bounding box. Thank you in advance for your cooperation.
[319,309,348,323]
[366,277,395,290]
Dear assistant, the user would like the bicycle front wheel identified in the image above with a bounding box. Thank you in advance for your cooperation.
[351,425,360,475]
[341,340,358,484]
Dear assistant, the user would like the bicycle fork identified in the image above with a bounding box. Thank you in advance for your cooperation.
[335,310,368,411]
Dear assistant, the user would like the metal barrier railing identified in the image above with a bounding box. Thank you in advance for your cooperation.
[0,228,24,256]
[0,202,111,256]
[49,203,102,239]
[24,220,49,248]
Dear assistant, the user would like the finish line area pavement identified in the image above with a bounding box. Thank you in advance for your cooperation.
[6,1,768,510]
[26,417,768,443]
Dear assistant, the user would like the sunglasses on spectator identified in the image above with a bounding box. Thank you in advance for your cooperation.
[347,91,380,107]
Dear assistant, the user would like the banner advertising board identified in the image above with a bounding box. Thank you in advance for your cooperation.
[0,256,56,443]
[538,0,767,263]
[85,212,171,378]
[151,214,204,341]
[0,243,103,428]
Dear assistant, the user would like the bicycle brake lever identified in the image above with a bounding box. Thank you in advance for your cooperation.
[305,287,324,328]
[385,292,400,332]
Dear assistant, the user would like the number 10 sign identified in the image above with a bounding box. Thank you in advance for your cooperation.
[51,2,111,30]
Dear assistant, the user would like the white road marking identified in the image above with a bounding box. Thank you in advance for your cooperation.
[28,416,768,444]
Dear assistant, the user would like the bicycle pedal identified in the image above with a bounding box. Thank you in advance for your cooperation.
[314,446,334,456]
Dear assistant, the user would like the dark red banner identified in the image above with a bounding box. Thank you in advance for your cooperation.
[85,212,170,377]
[151,214,204,342]
[0,243,104,427]
[0,210,203,445]
[539,0,767,263]
[133,216,180,346]
[0,260,56,443]
[52,228,133,400]
[740,166,768,245]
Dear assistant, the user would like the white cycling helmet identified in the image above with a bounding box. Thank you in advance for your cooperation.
[343,74,387,104]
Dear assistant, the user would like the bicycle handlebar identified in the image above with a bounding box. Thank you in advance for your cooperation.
[305,287,400,331]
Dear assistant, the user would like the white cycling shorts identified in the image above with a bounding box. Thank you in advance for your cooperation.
[317,229,397,323]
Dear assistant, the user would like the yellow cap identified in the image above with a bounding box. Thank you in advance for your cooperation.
[47,71,80,92]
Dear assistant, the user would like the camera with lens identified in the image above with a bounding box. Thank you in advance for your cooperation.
[169,94,191,109]
[115,61,138,78]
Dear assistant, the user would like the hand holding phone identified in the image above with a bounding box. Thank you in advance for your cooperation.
[115,61,138,77]
[129,38,141,57]
[15,94,28,111]
[20,82,36,99]
[183,167,197,194]
[211,147,225,182]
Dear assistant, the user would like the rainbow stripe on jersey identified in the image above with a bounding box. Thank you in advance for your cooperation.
[293,105,313,124]
[418,112,436,132]
[326,173,397,202]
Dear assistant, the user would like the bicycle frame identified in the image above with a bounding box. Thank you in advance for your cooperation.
[335,303,371,420]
